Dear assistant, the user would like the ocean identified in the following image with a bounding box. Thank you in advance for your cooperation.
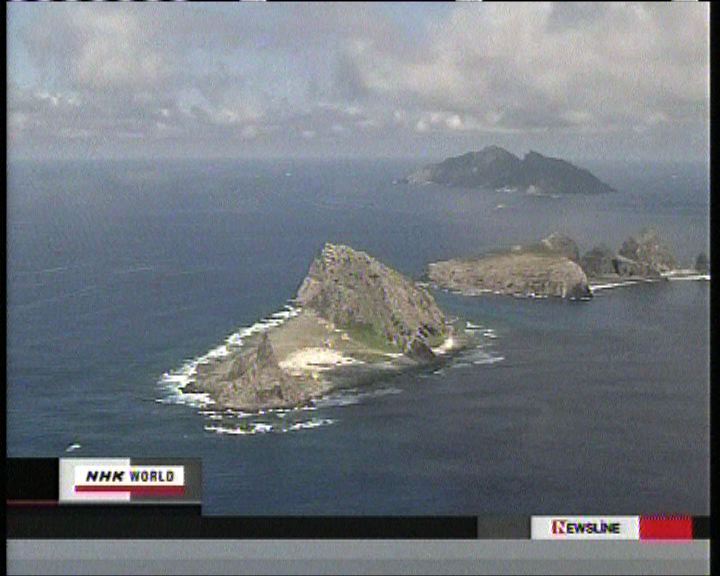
[7,157,710,515]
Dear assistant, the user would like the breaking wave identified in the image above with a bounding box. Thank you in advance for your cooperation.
[667,274,710,282]
[198,386,401,435]
[204,418,336,436]
[589,280,641,292]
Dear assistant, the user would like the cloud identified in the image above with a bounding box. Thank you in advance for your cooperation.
[7,3,709,160]
[334,3,709,133]
[24,8,170,92]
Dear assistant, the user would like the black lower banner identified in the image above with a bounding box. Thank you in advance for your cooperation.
[6,459,709,540]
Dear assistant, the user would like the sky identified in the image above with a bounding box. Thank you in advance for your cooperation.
[7,3,710,162]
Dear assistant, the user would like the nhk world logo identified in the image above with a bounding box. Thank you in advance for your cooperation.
[75,465,185,496]
[59,459,190,503]
[532,516,640,540]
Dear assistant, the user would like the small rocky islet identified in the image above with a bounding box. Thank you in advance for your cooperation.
[184,243,469,412]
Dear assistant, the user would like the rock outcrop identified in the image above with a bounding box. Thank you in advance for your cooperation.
[297,243,448,354]
[428,242,591,300]
[617,228,676,275]
[405,146,615,195]
[428,227,681,299]
[612,254,661,279]
[209,333,302,409]
[577,228,678,282]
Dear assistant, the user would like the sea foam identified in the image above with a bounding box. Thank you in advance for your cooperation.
[589,281,639,292]
[203,417,335,436]
[667,274,710,282]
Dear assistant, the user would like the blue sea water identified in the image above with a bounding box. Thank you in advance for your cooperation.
[7,158,709,515]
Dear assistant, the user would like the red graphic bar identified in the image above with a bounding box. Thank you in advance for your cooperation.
[640,516,693,540]
[75,485,185,497]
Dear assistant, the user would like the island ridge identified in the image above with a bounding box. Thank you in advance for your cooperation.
[403,145,616,195]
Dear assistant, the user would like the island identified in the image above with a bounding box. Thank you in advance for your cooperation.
[402,145,616,195]
[428,233,592,300]
[428,228,705,300]
[183,243,467,411]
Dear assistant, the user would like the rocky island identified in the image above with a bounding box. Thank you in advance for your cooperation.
[183,243,466,411]
[428,233,592,300]
[403,145,615,195]
[428,228,705,300]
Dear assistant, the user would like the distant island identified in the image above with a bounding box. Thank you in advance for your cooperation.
[402,145,616,195]
[428,228,707,300]
[183,244,468,411]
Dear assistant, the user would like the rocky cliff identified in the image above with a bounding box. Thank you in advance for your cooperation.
[297,243,448,357]
[405,146,615,195]
[428,233,591,300]
[581,228,677,280]
[617,228,676,275]
[428,227,683,299]
[194,333,315,410]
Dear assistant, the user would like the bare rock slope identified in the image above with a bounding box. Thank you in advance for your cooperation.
[429,228,683,300]
[297,243,448,356]
[582,228,677,281]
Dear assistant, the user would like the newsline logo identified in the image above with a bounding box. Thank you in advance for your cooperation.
[532,516,640,540]
[551,519,621,535]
